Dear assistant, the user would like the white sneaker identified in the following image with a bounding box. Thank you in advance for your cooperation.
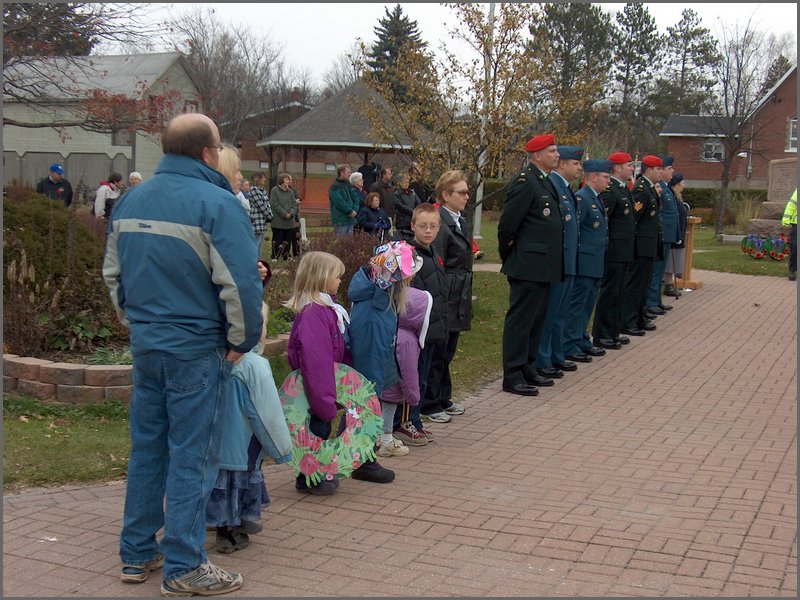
[377,438,410,457]
[421,411,452,423]
[444,402,465,415]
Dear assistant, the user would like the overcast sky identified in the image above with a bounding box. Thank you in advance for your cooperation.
[145,3,798,85]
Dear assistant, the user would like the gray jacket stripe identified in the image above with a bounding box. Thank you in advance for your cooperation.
[115,219,212,272]
[208,241,247,347]
[102,228,129,327]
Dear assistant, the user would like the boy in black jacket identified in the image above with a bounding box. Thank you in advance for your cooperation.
[393,203,448,445]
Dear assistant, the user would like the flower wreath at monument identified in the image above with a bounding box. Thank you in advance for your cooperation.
[741,233,790,261]
[279,362,383,487]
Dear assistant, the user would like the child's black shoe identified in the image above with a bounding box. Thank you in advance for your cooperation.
[351,459,395,483]
[215,527,250,554]
[295,474,338,495]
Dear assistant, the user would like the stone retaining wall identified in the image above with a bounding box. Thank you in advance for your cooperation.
[2,334,289,404]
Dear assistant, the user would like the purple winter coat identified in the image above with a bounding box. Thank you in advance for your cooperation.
[380,288,433,405]
[287,302,352,421]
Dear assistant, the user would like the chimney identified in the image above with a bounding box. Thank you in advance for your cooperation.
[289,87,302,103]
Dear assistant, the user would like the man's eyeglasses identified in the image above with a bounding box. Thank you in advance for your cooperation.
[210,143,224,151]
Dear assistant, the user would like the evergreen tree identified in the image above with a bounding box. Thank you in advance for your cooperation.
[529,3,613,142]
[610,3,662,120]
[366,3,428,96]
[759,54,793,96]
[3,3,98,62]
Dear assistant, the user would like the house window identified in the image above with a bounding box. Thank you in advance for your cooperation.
[112,129,133,146]
[702,139,724,162]
[788,117,797,152]
[325,163,336,172]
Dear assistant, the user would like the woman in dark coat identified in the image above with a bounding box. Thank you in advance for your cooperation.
[421,170,473,423]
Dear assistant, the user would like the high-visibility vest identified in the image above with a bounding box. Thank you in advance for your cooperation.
[782,188,797,226]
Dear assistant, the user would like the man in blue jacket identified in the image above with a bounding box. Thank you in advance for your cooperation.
[563,159,612,362]
[103,113,263,596]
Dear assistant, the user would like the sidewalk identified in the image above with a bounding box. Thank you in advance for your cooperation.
[4,269,797,597]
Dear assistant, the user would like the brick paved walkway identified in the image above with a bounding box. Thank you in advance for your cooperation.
[4,269,796,597]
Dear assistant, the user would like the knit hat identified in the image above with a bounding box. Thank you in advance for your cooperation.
[370,241,423,290]
[525,134,556,153]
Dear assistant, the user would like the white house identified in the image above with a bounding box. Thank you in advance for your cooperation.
[3,52,202,196]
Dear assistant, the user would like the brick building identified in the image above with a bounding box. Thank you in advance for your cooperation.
[660,66,797,189]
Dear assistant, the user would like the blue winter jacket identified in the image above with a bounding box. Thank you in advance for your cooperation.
[103,153,263,356]
[348,267,400,397]
[218,349,293,470]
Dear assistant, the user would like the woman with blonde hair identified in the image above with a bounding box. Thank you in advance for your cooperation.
[217,144,250,214]
[420,170,472,424]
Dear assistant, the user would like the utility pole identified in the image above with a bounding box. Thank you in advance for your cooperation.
[473,1,495,240]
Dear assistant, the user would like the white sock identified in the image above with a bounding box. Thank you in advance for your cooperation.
[381,433,394,445]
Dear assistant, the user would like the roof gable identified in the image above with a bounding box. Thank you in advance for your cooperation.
[4,52,189,102]
[257,80,413,149]
[660,114,740,137]
[750,65,797,117]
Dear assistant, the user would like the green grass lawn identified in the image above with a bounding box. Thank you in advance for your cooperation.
[691,227,789,277]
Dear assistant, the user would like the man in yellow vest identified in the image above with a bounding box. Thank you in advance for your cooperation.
[782,188,797,281]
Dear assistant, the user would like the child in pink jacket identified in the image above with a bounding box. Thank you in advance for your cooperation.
[378,286,433,456]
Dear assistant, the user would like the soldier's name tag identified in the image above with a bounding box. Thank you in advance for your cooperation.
[543,207,551,217]
[593,221,600,229]
[650,210,656,216]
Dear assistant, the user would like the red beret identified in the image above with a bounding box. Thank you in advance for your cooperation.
[641,154,663,168]
[607,152,632,164]
[525,133,556,153]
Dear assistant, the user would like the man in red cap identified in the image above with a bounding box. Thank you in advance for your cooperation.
[620,154,663,336]
[591,152,637,350]
[498,134,563,396]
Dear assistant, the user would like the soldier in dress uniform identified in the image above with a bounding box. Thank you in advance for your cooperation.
[534,146,584,380]
[644,156,679,314]
[562,159,613,363]
[591,152,637,350]
[498,134,563,396]
[620,154,663,336]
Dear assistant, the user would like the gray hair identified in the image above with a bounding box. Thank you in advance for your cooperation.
[349,172,363,186]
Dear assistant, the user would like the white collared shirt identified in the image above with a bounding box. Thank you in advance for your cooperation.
[441,204,462,232]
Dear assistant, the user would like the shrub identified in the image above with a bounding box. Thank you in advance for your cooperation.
[683,188,718,209]
[3,194,126,355]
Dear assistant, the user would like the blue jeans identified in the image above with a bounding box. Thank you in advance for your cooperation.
[333,224,354,237]
[120,348,231,580]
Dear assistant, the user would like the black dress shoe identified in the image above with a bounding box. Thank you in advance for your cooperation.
[536,367,563,379]
[527,372,555,386]
[641,322,656,331]
[621,328,646,336]
[643,310,659,319]
[645,306,667,316]
[615,335,630,345]
[658,303,673,311]
[594,338,622,349]
[566,353,592,363]
[584,346,606,356]
[502,379,539,396]
[553,361,577,371]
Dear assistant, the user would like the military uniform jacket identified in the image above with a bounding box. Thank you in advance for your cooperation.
[658,181,680,244]
[575,185,608,279]
[632,176,661,258]
[598,177,635,263]
[548,172,579,277]
[498,162,564,282]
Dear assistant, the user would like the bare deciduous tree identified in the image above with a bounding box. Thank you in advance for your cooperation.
[321,42,368,97]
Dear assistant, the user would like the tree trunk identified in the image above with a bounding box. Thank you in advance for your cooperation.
[715,170,731,236]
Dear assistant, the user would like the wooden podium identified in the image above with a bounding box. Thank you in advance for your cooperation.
[675,216,703,290]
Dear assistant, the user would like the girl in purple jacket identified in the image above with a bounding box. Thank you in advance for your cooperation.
[284,251,395,495]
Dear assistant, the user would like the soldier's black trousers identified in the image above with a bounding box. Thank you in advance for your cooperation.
[592,260,629,341]
[502,277,550,385]
[622,256,655,329]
